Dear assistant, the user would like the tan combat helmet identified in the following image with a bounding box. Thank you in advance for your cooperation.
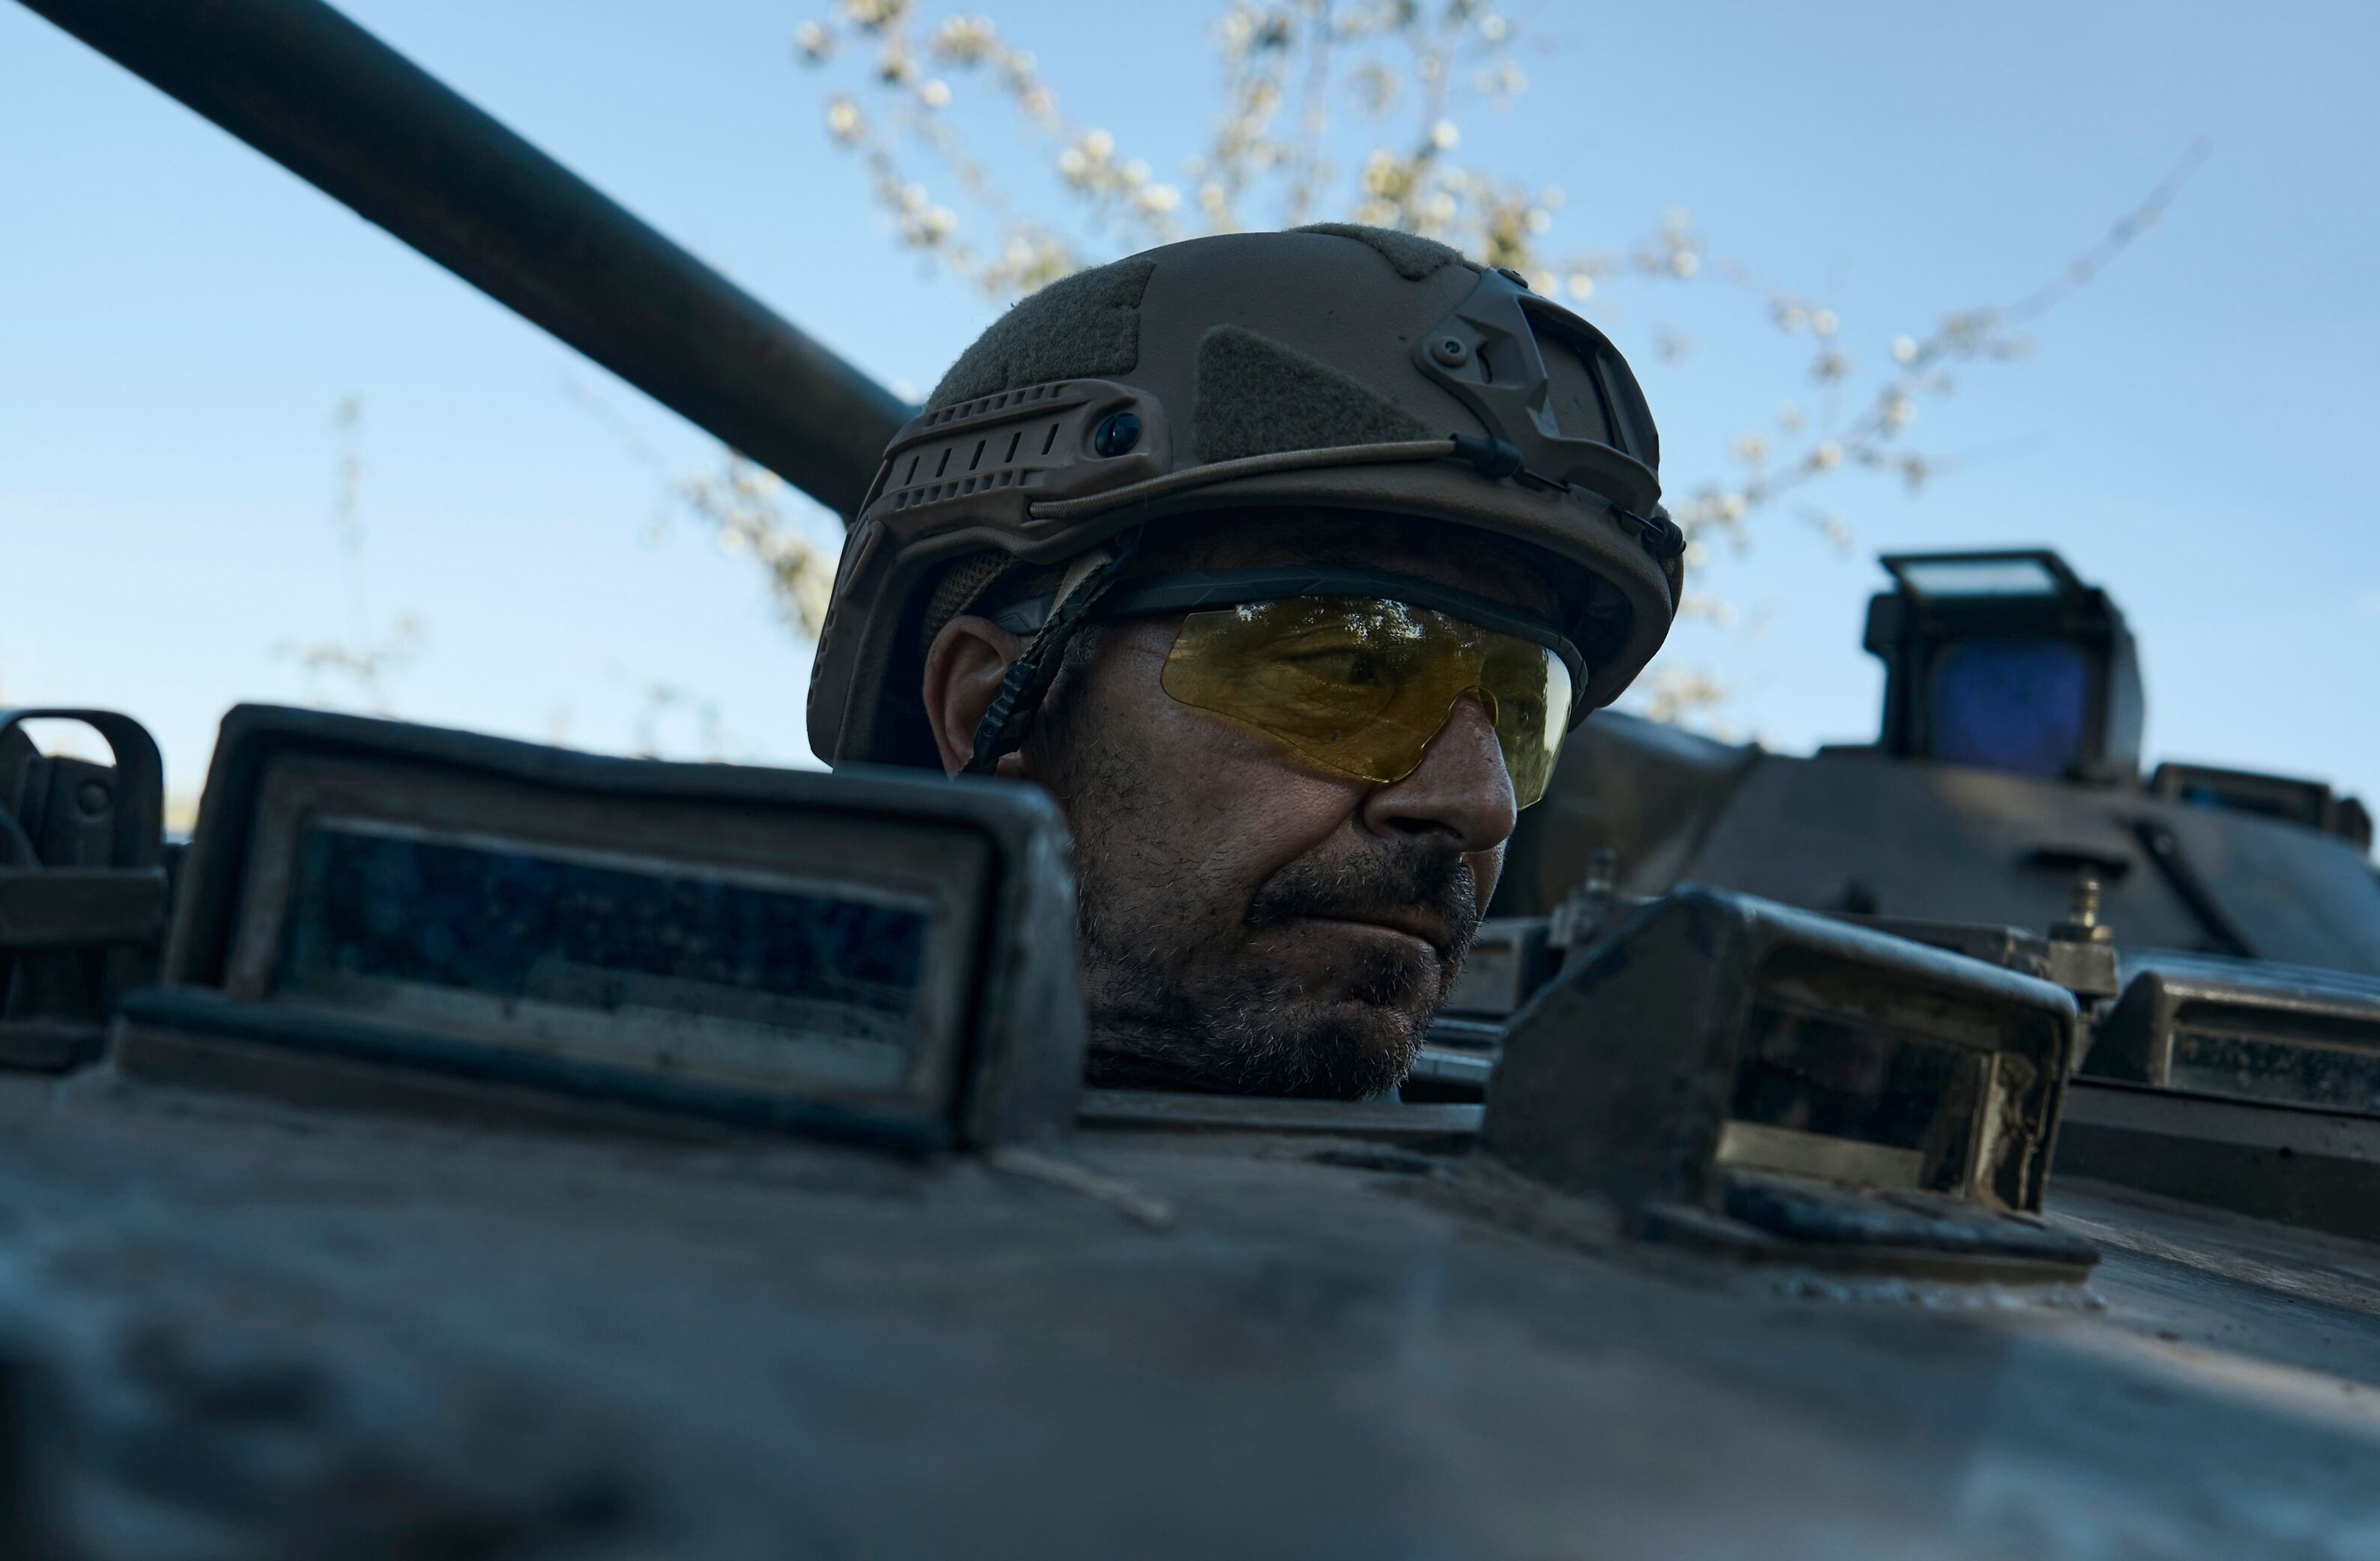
[807,223,1683,769]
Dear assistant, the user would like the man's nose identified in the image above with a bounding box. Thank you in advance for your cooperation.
[1358,694,1517,852]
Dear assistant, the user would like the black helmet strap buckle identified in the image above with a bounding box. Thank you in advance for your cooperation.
[963,528,1145,776]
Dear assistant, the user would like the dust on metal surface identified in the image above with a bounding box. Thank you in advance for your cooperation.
[11,3,2380,1553]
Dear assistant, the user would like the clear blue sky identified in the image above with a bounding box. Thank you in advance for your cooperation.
[5,0,2379,815]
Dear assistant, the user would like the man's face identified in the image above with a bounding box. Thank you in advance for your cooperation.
[929,510,1562,1098]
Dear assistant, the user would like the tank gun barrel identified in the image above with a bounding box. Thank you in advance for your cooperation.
[16,0,912,520]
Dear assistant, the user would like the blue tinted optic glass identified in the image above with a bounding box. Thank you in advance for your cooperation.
[279,823,933,1092]
[1929,637,2091,778]
[285,825,928,1012]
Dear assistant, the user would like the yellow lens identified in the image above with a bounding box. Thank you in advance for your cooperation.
[1159,598,1574,807]
[1480,639,1569,809]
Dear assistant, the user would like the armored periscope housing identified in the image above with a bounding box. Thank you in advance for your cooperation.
[113,706,1085,1152]
[1485,886,2094,1282]
[2052,954,2380,1240]
[1865,549,2143,784]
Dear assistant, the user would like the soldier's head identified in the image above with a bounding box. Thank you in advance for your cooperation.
[809,226,1679,1097]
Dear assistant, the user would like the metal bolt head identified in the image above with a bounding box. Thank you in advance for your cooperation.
[2069,878,2101,927]
[2052,876,2113,944]
[1091,410,1142,457]
[74,780,111,816]
[1429,335,1472,368]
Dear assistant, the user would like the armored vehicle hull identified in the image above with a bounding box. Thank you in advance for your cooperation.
[8,1065,2380,1559]
[16,4,2380,1555]
[1505,711,2380,976]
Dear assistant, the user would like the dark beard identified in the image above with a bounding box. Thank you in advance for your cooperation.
[1077,837,1482,1100]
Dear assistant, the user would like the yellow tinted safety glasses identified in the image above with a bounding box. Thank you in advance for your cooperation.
[993,568,1587,806]
[1047,569,1582,808]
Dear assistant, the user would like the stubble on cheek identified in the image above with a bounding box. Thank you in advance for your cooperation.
[1043,691,1477,1097]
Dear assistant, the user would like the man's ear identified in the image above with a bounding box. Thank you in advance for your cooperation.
[922,614,1030,778]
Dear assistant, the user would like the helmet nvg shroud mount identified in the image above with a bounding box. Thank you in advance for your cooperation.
[806,223,1681,769]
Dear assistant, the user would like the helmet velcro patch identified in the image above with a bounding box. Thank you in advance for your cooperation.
[1193,325,1431,464]
[1292,222,1472,281]
[927,257,1158,409]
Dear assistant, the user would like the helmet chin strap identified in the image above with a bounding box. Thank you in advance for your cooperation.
[962,529,1144,777]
